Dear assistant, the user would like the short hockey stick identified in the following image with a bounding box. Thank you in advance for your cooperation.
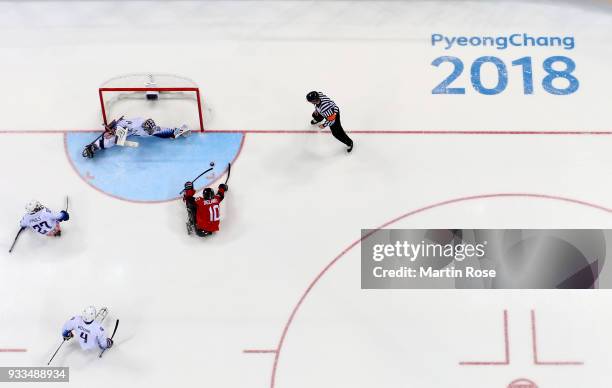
[8,227,25,253]
[99,319,119,358]
[86,133,104,148]
[224,163,231,185]
[191,167,214,185]
[87,133,135,149]
[179,166,214,194]
[47,339,67,366]
[86,115,125,148]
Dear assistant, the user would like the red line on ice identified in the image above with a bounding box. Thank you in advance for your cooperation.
[1,128,612,135]
[208,129,612,135]
[531,310,583,365]
[267,193,609,387]
[459,310,510,365]
[243,349,278,354]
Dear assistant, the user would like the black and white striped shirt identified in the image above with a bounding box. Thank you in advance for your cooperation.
[314,92,339,127]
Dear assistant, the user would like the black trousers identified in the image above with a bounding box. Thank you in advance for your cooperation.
[312,111,353,147]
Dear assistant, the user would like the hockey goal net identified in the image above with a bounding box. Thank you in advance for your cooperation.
[99,73,204,131]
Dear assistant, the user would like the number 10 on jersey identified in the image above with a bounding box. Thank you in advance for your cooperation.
[431,56,579,95]
[209,204,220,222]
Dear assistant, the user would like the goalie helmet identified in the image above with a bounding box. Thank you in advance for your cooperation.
[306,91,320,103]
[203,188,214,200]
[82,306,97,324]
[142,118,156,131]
[25,200,43,214]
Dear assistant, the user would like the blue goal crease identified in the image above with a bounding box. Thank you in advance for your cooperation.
[65,132,243,202]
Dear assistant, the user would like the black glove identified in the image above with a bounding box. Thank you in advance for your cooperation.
[105,338,114,349]
[218,183,228,192]
[184,181,194,191]
[82,144,95,159]
[62,331,73,341]
[59,211,69,222]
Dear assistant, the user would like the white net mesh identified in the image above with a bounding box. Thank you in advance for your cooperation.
[99,73,204,130]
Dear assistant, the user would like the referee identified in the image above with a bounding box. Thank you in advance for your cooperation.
[306,91,354,153]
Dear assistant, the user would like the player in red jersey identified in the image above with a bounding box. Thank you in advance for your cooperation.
[183,181,228,236]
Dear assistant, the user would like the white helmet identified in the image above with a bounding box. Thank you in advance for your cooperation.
[82,306,97,324]
[25,200,43,214]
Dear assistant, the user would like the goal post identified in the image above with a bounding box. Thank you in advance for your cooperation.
[98,73,205,131]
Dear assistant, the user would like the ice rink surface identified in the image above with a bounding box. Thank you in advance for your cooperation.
[1,1,612,387]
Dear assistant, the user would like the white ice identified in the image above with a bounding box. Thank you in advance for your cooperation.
[1,1,612,388]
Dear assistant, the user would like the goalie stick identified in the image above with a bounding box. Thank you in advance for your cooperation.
[99,319,119,358]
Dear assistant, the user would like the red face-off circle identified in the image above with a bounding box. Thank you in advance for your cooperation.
[508,378,538,388]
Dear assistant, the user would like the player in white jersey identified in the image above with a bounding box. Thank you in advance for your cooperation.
[82,116,191,158]
[20,200,69,237]
[62,306,113,351]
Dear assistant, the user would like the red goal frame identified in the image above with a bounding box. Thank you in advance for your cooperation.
[98,87,205,132]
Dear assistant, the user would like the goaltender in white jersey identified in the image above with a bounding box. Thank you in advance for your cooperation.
[20,200,69,237]
[62,306,113,351]
[82,116,191,158]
